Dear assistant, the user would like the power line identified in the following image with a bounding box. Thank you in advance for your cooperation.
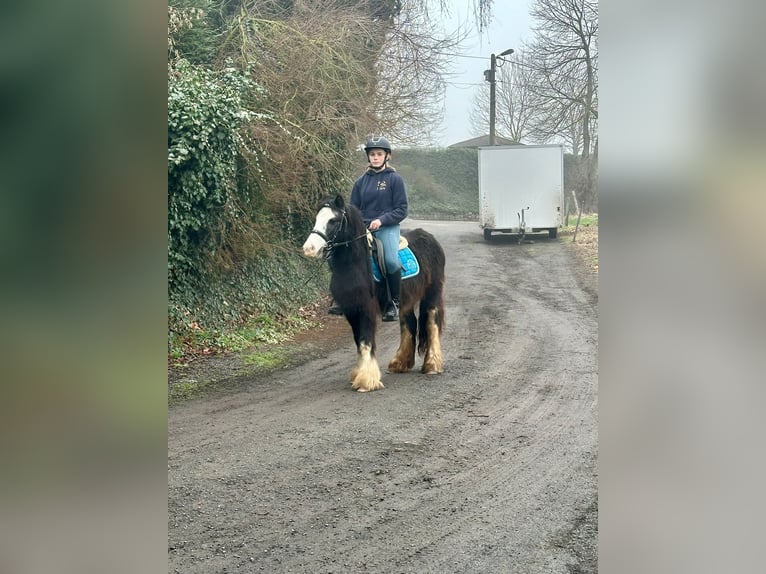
[440,52,490,60]
[438,51,596,84]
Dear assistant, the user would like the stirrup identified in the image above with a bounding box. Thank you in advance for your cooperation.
[382,301,399,322]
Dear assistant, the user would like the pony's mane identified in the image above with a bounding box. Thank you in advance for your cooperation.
[339,203,369,260]
[343,203,367,237]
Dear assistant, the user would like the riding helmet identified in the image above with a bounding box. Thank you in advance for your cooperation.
[364,136,391,153]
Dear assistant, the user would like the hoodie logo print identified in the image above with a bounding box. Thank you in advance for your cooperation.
[377,180,387,191]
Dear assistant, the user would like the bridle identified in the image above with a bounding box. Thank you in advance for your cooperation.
[302,203,370,286]
[310,204,367,254]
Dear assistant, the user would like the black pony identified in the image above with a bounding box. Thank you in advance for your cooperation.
[302,194,446,392]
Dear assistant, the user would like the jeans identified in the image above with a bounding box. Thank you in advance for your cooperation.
[372,224,401,274]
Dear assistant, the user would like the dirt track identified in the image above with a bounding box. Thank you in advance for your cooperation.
[168,220,598,573]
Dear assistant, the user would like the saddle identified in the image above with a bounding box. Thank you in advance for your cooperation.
[367,231,420,283]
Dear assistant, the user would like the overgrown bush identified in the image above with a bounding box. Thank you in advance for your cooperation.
[168,60,261,289]
[167,57,349,355]
[167,0,425,358]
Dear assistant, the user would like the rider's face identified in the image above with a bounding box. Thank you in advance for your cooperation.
[368,149,387,168]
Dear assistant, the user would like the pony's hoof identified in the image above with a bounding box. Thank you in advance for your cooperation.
[421,363,443,375]
[350,357,383,392]
[387,359,413,373]
[352,380,384,392]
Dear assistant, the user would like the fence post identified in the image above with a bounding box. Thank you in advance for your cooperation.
[570,189,580,215]
[573,202,584,243]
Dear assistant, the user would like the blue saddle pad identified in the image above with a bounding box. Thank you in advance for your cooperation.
[371,246,420,283]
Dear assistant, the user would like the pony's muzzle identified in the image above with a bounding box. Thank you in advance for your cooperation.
[302,237,325,258]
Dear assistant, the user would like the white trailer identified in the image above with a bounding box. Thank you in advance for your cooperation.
[478,144,564,241]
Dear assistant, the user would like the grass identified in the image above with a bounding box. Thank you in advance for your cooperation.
[168,301,327,404]
[168,378,214,403]
[562,212,598,229]
[168,340,297,405]
[559,212,598,272]
[168,350,290,405]
[168,312,314,368]
[242,350,287,369]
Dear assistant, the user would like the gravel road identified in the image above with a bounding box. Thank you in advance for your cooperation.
[168,219,598,573]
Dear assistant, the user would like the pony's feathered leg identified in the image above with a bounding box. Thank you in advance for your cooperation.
[348,313,383,392]
[420,308,443,375]
[387,311,417,373]
[350,341,383,392]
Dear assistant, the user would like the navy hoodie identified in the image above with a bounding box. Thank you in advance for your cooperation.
[350,166,409,227]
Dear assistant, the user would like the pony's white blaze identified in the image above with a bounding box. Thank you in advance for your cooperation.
[302,207,334,258]
[351,342,383,392]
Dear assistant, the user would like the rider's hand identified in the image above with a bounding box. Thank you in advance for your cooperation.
[369,219,382,231]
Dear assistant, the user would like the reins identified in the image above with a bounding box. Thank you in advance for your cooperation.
[328,232,368,249]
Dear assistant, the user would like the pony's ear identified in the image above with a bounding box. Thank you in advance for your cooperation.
[334,194,346,209]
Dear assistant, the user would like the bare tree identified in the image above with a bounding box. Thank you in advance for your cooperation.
[212,0,468,149]
[524,0,598,157]
[519,0,597,208]
[372,0,468,145]
[523,61,592,153]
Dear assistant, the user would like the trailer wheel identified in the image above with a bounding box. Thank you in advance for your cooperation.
[548,227,558,239]
[483,229,492,241]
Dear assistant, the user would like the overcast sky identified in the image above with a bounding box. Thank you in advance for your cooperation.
[435,1,534,147]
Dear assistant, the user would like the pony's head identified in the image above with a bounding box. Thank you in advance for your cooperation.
[302,194,347,258]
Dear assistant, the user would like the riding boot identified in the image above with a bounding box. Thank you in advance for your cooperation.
[383,270,402,322]
[327,299,343,315]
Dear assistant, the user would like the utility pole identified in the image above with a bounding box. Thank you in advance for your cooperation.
[485,48,514,145]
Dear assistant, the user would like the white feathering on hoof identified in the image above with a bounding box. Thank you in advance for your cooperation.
[351,342,383,392]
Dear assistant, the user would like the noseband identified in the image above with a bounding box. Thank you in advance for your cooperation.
[310,204,345,246]
[310,206,367,252]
